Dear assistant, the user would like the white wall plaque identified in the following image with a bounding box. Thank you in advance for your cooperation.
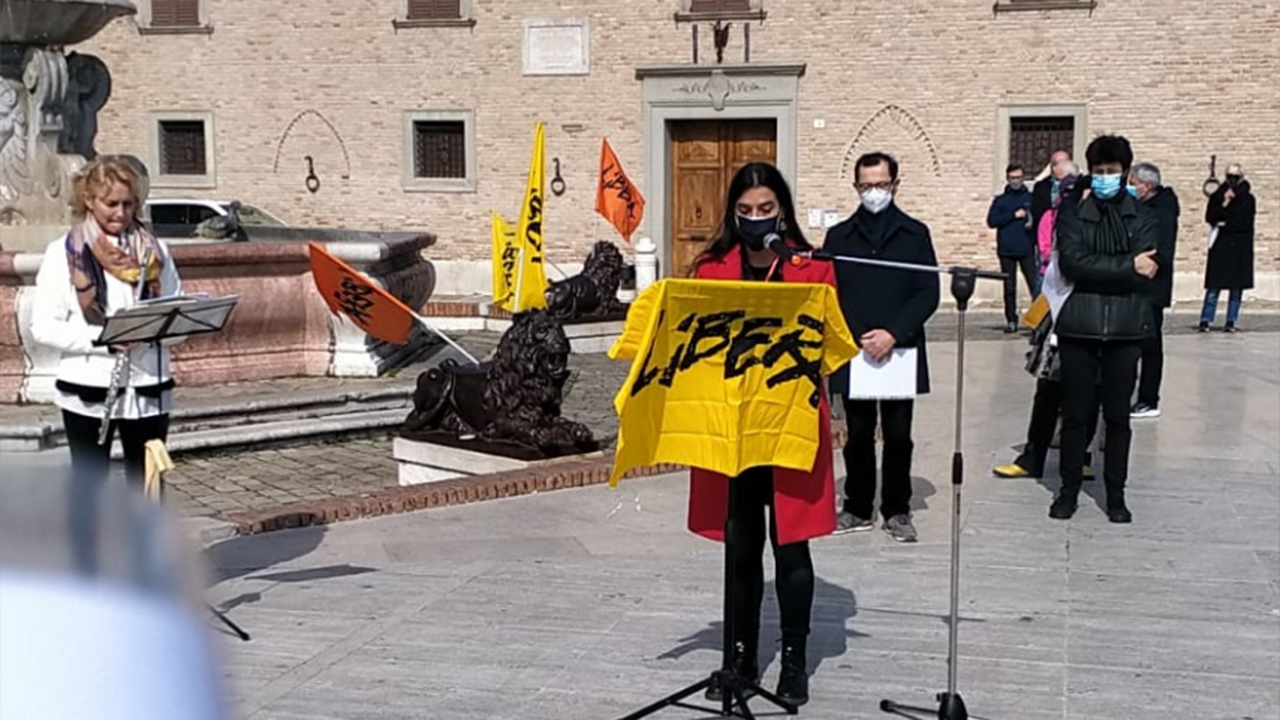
[523,19,590,76]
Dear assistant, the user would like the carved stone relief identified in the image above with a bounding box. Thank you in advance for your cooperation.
[673,70,766,111]
[0,47,112,227]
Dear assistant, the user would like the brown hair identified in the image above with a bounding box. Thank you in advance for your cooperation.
[70,156,143,220]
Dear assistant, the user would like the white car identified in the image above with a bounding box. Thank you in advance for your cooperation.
[145,199,286,240]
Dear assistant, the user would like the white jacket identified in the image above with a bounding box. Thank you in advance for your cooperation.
[30,236,182,391]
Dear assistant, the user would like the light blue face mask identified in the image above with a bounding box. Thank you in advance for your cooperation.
[1091,173,1122,199]
[1126,185,1139,198]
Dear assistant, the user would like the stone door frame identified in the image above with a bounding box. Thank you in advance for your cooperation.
[636,63,805,277]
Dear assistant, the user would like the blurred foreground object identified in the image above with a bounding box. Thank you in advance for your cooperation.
[0,469,230,720]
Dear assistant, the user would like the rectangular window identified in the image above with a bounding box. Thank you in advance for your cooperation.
[689,0,751,11]
[402,110,475,192]
[150,0,201,27]
[994,0,1097,13]
[159,120,207,176]
[406,0,461,20]
[1009,116,1075,177]
[413,121,466,179]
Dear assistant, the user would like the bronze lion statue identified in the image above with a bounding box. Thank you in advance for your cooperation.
[403,310,596,456]
[544,240,628,321]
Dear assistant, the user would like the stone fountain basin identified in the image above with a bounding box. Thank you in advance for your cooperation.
[0,0,136,46]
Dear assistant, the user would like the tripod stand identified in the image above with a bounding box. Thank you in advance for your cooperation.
[616,478,797,720]
[770,245,1005,720]
[877,267,1002,720]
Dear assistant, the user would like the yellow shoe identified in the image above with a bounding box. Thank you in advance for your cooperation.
[993,463,1031,478]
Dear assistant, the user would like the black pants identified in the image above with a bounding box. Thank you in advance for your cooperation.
[728,467,814,644]
[999,255,1040,323]
[1013,378,1098,476]
[1058,339,1141,505]
[63,410,170,575]
[1136,309,1165,407]
[841,397,914,520]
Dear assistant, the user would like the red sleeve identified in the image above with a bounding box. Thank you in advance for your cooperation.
[815,258,837,288]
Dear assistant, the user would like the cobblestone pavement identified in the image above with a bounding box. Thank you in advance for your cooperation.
[166,311,1279,517]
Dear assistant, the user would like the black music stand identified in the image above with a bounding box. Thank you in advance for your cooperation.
[616,476,798,720]
[95,295,239,349]
[95,295,250,642]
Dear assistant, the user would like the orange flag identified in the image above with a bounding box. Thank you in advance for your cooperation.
[595,138,645,242]
[308,242,415,345]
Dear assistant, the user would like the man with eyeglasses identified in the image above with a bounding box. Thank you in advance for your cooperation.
[987,163,1039,333]
[824,152,940,543]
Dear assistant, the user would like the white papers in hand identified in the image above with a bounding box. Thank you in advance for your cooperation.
[848,348,917,400]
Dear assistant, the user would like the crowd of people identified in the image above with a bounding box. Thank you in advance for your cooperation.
[673,136,1257,706]
[28,138,1257,711]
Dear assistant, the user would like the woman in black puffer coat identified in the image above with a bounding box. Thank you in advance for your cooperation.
[1049,135,1158,524]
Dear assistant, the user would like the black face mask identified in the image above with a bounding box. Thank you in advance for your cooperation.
[736,215,780,252]
[1226,174,1243,187]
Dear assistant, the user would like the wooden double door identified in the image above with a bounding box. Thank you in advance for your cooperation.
[669,119,777,278]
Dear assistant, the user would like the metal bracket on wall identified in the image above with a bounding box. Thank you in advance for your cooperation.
[551,158,566,196]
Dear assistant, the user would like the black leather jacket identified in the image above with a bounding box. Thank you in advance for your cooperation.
[1054,187,1158,341]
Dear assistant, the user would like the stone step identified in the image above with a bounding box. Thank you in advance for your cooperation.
[116,408,409,460]
[0,383,417,455]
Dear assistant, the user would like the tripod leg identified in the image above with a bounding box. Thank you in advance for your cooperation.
[614,677,712,720]
[879,698,936,719]
[207,602,250,641]
[729,686,758,720]
[738,678,797,714]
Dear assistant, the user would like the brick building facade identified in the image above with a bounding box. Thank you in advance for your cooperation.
[83,0,1278,299]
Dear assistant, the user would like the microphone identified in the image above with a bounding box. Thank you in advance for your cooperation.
[766,234,801,264]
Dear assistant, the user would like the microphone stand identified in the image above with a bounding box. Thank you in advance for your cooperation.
[789,245,1006,720]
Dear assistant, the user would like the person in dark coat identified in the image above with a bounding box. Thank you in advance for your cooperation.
[987,163,1038,332]
[1128,162,1179,419]
[1199,163,1255,332]
[1031,149,1074,231]
[1051,135,1159,524]
[824,151,940,543]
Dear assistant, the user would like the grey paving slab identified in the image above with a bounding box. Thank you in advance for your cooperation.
[204,332,1280,720]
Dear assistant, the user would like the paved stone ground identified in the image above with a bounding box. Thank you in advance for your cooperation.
[162,310,1280,517]
[199,329,1280,720]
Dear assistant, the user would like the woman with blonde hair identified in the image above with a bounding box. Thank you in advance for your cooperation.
[31,157,181,568]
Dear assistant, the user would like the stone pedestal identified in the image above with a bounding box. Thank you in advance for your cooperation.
[393,435,602,486]
[562,319,625,354]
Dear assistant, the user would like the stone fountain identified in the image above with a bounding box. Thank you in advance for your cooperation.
[0,0,135,251]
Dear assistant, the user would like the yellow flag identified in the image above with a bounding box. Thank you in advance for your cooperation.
[514,122,549,311]
[607,279,858,486]
[491,212,518,312]
[1021,293,1050,329]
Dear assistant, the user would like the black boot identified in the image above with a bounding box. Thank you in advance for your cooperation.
[775,637,809,706]
[1049,492,1078,520]
[706,638,758,701]
[1107,490,1132,524]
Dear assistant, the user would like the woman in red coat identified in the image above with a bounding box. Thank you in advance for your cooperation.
[688,162,838,706]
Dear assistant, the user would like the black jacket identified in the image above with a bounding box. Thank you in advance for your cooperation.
[822,204,941,395]
[1031,179,1055,233]
[1204,180,1256,290]
[986,185,1035,258]
[1054,185,1158,341]
[1141,186,1180,308]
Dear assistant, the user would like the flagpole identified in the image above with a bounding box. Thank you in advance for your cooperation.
[513,244,526,314]
[411,313,480,365]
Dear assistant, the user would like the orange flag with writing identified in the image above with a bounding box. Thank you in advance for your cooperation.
[308,242,415,345]
[595,138,645,242]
